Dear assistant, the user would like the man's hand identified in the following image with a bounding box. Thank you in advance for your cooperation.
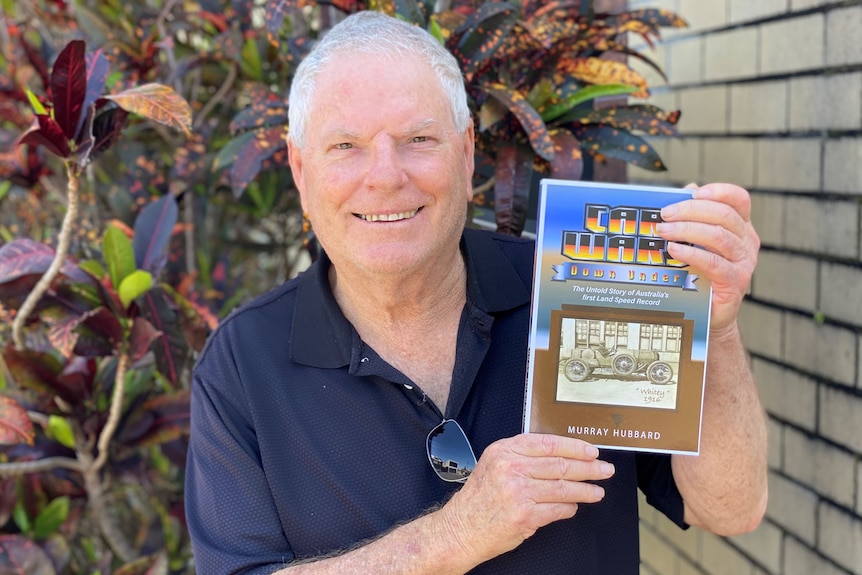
[658,183,760,334]
[436,434,614,565]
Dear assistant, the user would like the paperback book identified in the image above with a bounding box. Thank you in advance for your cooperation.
[523,179,712,454]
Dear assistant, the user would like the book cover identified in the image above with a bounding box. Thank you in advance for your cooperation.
[523,179,712,454]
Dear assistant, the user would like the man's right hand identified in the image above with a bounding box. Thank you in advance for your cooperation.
[436,433,614,564]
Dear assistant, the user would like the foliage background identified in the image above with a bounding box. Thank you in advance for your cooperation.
[0,0,683,572]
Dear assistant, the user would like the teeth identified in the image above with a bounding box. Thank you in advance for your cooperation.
[358,209,419,222]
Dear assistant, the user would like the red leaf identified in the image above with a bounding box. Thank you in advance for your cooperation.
[0,479,17,528]
[229,126,287,197]
[139,287,187,386]
[132,194,179,274]
[548,131,583,180]
[493,141,535,236]
[0,239,90,286]
[88,106,129,162]
[0,535,56,575]
[19,36,50,92]
[119,390,190,448]
[51,40,87,140]
[18,116,70,159]
[128,317,161,364]
[75,50,109,140]
[79,306,125,348]
[0,396,34,446]
[3,347,92,405]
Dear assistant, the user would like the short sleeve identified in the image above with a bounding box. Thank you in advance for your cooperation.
[635,452,688,530]
[185,353,295,574]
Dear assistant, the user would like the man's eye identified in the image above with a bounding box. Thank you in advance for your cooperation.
[335,143,353,150]
[411,136,428,143]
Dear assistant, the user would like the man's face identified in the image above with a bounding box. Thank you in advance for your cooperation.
[288,52,475,278]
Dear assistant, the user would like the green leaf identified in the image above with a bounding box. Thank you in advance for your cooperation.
[0,180,11,203]
[542,84,638,123]
[103,226,136,289]
[48,415,76,449]
[78,259,106,280]
[240,38,263,81]
[118,269,153,308]
[213,131,255,171]
[33,496,70,539]
[428,18,445,44]
[12,500,29,534]
[25,89,47,115]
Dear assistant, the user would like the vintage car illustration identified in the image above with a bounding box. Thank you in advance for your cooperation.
[560,343,674,385]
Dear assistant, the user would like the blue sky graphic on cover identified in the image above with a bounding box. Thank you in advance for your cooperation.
[524,179,712,454]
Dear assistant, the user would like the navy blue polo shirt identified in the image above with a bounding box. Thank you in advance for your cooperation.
[185,228,686,574]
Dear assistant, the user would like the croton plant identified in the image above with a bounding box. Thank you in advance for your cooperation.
[0,35,206,574]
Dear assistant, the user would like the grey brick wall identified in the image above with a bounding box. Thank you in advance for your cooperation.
[628,0,862,573]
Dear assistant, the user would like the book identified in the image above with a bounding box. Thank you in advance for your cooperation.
[523,179,712,454]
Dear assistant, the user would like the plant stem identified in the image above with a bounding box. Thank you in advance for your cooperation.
[80,451,136,562]
[12,162,80,349]
[93,350,128,472]
[0,457,82,477]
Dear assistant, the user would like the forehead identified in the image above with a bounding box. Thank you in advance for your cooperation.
[307,51,452,129]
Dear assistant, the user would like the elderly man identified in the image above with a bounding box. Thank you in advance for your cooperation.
[185,11,767,575]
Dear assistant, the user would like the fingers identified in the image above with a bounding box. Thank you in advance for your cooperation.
[500,434,614,482]
[477,435,614,496]
[657,182,760,332]
[680,183,752,221]
[437,434,614,563]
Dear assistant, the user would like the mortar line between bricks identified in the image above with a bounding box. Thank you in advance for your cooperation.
[763,408,862,462]
[750,351,862,400]
[641,130,862,139]
[755,244,862,270]
[780,525,858,575]
[630,0,862,48]
[640,516,770,575]
[745,293,862,333]
[649,64,862,93]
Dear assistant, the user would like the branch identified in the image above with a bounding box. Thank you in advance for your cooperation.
[80,452,136,562]
[194,62,237,130]
[12,163,80,349]
[93,350,128,472]
[0,457,82,477]
[472,175,495,197]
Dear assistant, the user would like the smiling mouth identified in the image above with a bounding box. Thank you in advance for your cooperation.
[355,208,421,222]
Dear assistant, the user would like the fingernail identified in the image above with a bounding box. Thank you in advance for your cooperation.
[586,445,599,458]
[593,485,605,499]
[656,222,670,234]
[600,462,615,476]
[693,186,712,199]
[661,204,677,219]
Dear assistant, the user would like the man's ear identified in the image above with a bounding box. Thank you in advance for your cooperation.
[463,118,476,202]
[287,137,307,208]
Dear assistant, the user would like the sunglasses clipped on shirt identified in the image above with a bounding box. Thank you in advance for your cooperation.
[426,419,478,483]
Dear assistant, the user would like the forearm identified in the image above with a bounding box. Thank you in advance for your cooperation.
[672,322,768,535]
[273,507,479,575]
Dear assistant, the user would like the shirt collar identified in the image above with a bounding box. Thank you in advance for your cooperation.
[290,227,532,368]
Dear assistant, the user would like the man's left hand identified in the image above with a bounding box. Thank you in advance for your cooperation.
[658,183,760,335]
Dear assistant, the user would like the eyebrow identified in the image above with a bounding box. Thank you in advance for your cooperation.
[322,119,439,142]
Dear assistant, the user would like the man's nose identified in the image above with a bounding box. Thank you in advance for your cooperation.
[364,137,407,190]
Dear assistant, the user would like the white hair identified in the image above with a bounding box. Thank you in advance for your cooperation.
[287,11,470,148]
